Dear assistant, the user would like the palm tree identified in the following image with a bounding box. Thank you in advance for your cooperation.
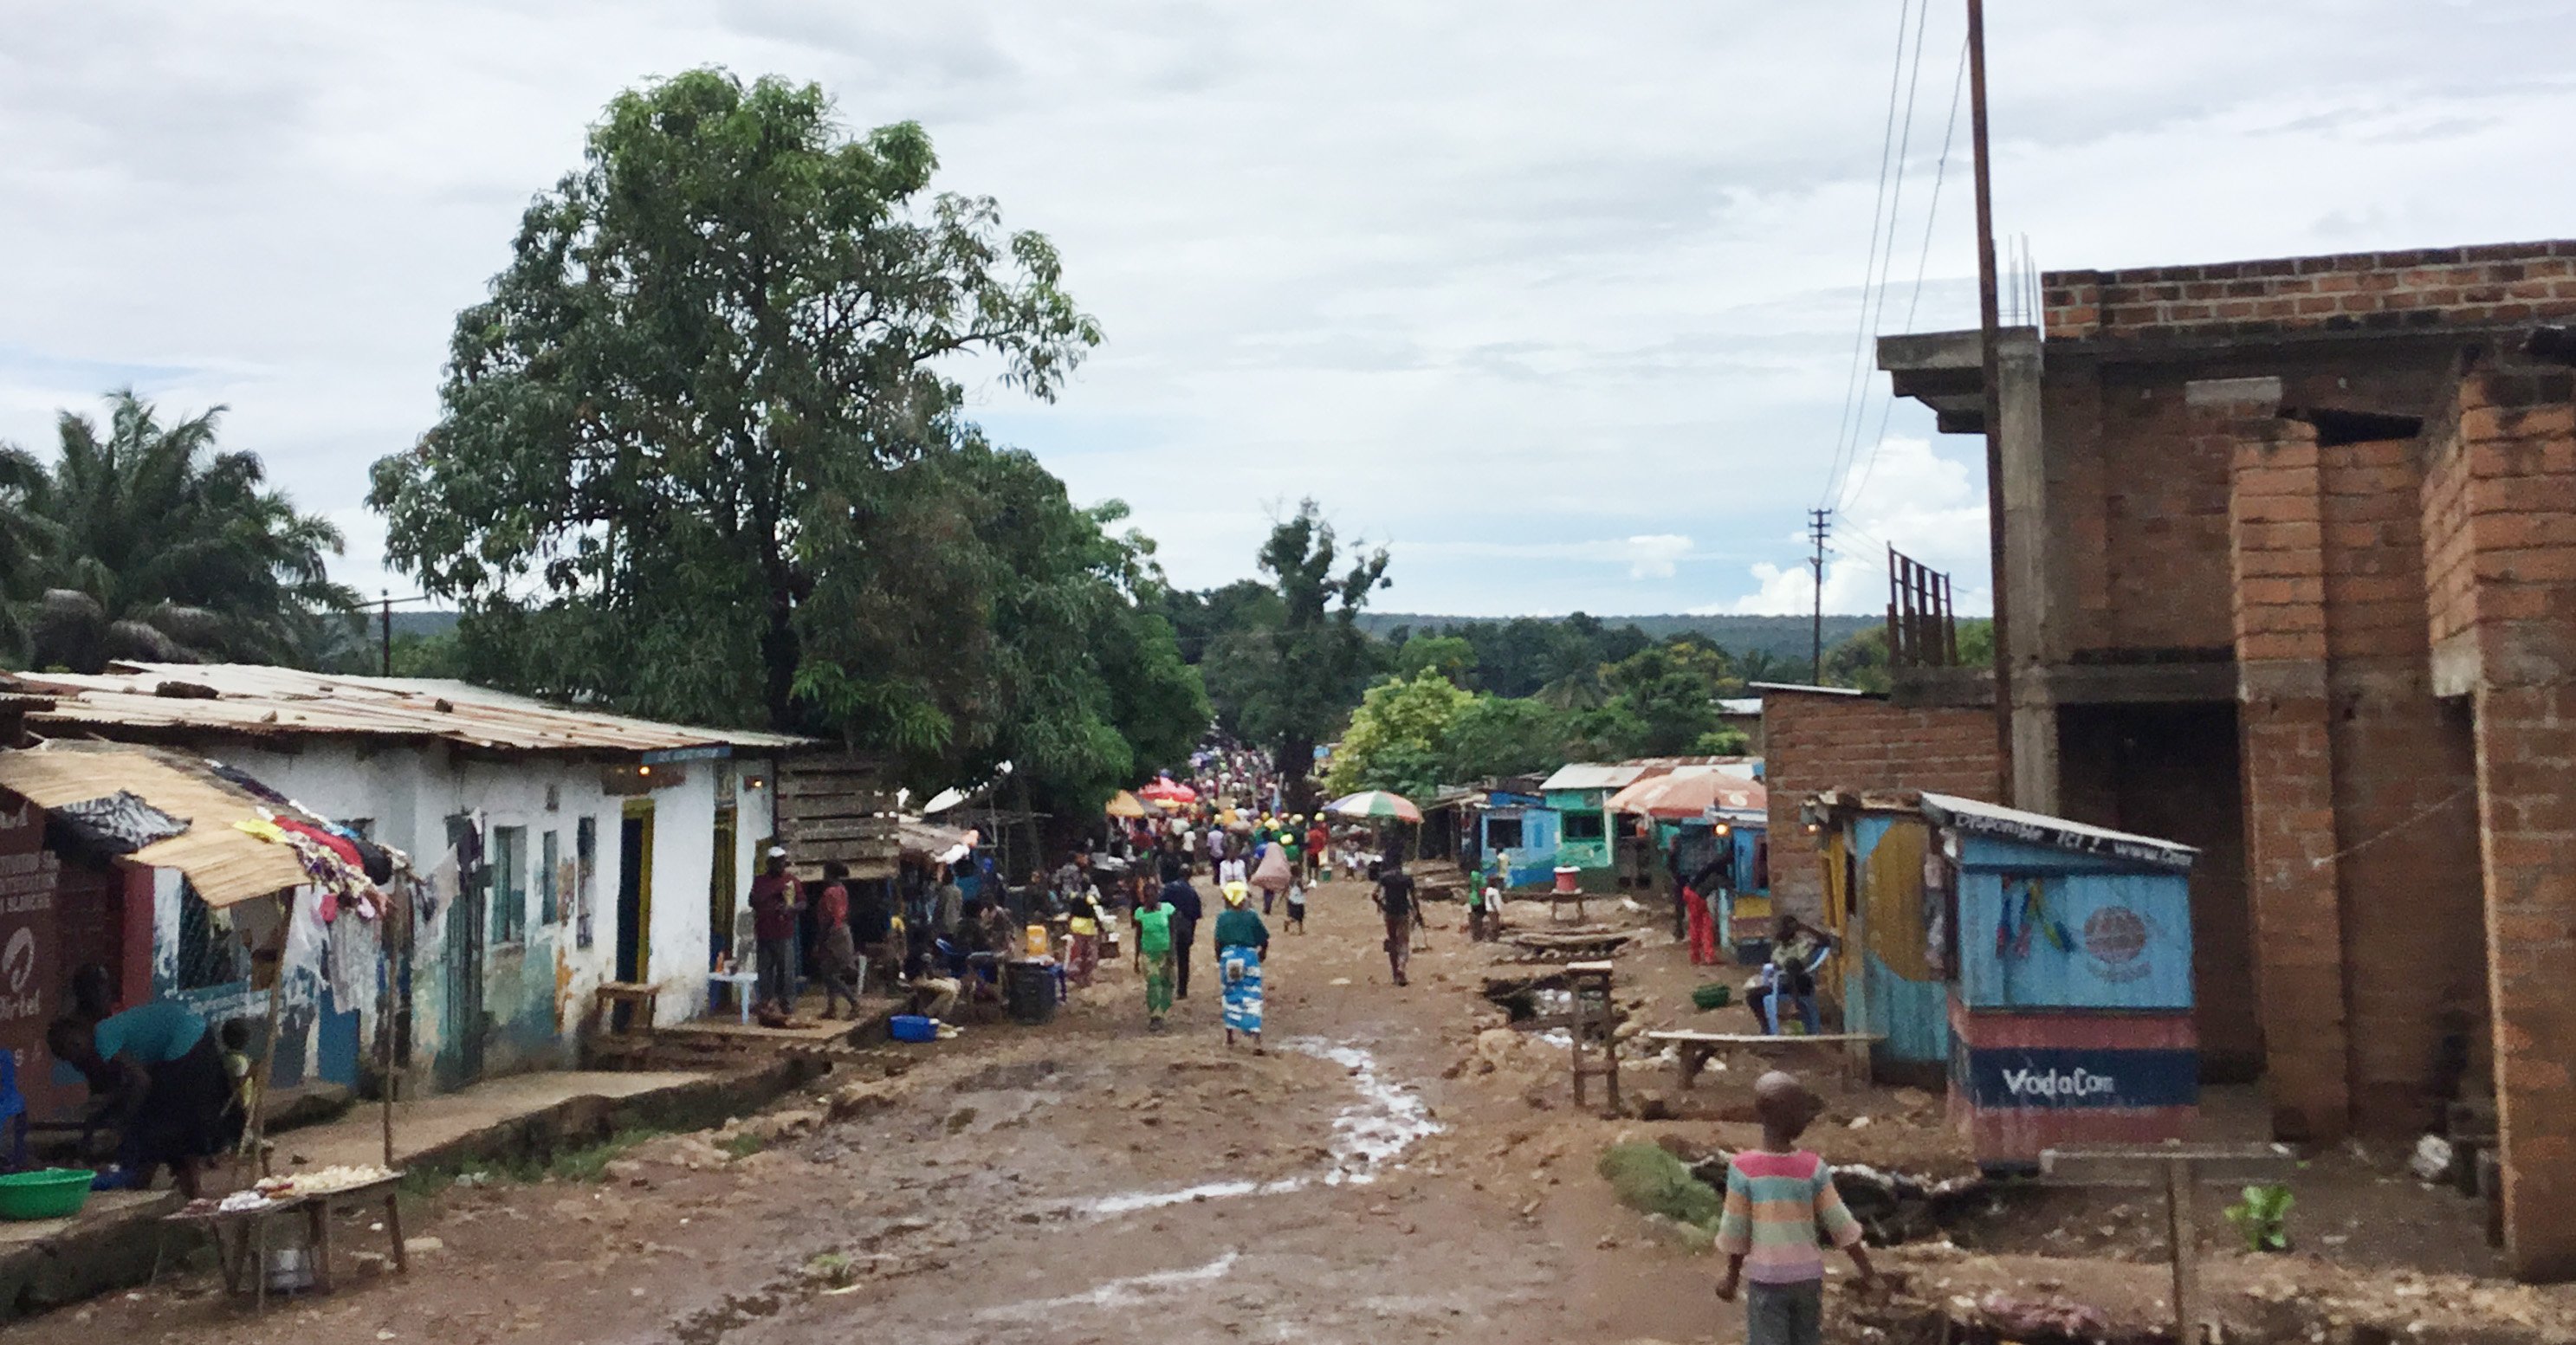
[13,391,359,673]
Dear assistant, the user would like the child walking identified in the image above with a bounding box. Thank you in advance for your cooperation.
[1715,1070,1877,1345]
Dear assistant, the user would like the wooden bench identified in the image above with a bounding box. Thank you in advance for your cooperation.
[1644,1030,1885,1087]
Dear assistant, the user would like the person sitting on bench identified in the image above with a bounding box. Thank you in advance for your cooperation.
[1746,916,1836,1036]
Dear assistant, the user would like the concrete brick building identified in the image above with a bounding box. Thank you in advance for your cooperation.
[1875,239,2576,1280]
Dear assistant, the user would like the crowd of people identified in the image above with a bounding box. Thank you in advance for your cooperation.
[728,746,1425,1055]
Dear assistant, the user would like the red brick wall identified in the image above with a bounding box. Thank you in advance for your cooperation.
[2047,241,2576,344]
[2319,437,2486,1135]
[2225,409,2353,1140]
[2439,355,2576,1280]
[1759,690,2002,919]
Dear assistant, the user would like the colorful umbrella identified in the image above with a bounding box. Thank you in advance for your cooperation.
[1605,771,1766,820]
[1104,790,1149,819]
[1139,777,1197,805]
[1324,790,1423,824]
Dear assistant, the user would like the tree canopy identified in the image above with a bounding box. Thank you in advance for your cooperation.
[369,69,1198,815]
[1194,500,1388,804]
[0,391,357,673]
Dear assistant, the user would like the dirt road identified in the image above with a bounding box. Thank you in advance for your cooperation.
[17,879,1737,1345]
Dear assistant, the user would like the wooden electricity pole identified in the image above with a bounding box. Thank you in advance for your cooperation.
[1967,0,2014,803]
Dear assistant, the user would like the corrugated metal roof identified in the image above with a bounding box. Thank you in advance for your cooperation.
[16,663,812,756]
[0,741,312,905]
[1919,792,2198,870]
[1539,763,1652,792]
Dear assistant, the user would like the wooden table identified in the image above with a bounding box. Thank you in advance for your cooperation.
[162,1172,408,1309]
[1644,1030,1885,1087]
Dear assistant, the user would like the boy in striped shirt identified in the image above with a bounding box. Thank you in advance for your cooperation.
[1714,1070,1877,1345]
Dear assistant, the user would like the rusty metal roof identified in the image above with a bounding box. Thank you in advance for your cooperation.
[16,663,812,756]
[0,740,313,905]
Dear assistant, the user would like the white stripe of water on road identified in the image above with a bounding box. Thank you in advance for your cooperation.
[1066,1038,1444,1218]
[977,1251,1243,1319]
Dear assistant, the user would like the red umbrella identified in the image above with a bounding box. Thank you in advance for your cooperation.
[1139,777,1198,805]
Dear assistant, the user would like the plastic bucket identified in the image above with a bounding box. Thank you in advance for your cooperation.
[1005,961,1058,1025]
[890,1014,937,1043]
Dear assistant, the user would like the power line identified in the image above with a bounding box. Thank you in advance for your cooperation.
[1817,0,1922,512]
[1845,32,1971,511]
[1828,0,1938,513]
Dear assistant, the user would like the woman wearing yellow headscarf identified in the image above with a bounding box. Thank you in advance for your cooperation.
[1214,881,1271,1052]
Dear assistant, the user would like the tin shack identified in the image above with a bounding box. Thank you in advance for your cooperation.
[1919,792,2200,1171]
[1802,788,1954,1085]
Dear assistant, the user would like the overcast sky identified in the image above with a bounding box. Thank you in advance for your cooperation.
[3,1,2572,618]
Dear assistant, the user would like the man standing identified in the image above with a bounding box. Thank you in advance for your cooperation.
[1161,860,1205,999]
[934,863,966,938]
[748,847,802,1019]
[1305,818,1330,884]
[1372,859,1421,986]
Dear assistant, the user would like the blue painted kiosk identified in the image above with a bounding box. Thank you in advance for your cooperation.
[1917,793,2201,1172]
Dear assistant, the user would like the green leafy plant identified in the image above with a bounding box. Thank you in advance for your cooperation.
[720,1131,767,1160]
[2224,1183,2294,1252]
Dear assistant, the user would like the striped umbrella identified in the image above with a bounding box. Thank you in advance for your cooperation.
[1324,790,1424,824]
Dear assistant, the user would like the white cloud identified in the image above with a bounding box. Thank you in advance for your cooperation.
[1712,436,1990,617]
[1623,534,1693,580]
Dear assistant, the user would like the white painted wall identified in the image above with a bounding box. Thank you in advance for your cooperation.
[171,739,784,1090]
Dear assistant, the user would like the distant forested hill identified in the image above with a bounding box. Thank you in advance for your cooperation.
[1358,612,1876,663]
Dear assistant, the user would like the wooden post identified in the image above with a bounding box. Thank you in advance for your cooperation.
[2043,1144,2294,1345]
[2166,1161,2202,1342]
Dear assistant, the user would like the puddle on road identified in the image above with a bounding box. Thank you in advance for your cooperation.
[979,1251,1243,1320]
[1068,1038,1443,1219]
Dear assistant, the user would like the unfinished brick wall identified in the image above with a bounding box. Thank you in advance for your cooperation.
[2427,352,2576,1281]
[1760,689,2002,920]
[2048,241,2576,344]
[2223,401,2354,1141]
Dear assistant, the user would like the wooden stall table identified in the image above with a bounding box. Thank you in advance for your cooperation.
[1645,1030,1885,1088]
[161,1170,408,1309]
[592,981,661,1064]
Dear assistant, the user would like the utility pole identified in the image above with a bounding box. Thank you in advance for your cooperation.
[1809,508,1832,685]
[380,592,392,677]
[1968,0,2015,803]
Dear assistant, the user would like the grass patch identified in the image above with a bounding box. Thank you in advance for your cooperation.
[545,1127,668,1183]
[718,1131,767,1161]
[1598,1142,1725,1231]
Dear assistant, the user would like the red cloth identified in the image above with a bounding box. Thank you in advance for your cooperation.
[748,872,800,941]
[816,882,849,932]
[1684,888,1718,966]
[275,818,364,870]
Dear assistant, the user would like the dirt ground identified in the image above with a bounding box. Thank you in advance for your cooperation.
[15,880,2567,1344]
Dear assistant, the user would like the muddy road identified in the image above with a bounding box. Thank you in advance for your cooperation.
[21,880,1733,1345]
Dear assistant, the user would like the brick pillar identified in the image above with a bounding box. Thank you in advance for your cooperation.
[2473,683,2576,1280]
[2212,378,2352,1141]
[2444,356,2576,1281]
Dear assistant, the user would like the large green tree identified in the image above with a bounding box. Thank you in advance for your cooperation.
[6,391,357,673]
[1200,501,1388,806]
[370,72,1149,783]
[1323,670,1472,799]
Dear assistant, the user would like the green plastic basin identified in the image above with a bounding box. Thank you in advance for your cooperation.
[0,1168,95,1221]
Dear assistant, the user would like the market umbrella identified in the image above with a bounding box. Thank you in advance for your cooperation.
[1324,790,1424,824]
[1105,790,1149,819]
[1604,772,1766,820]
